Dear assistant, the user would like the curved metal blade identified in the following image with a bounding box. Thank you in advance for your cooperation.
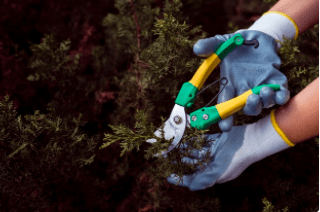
[160,104,186,155]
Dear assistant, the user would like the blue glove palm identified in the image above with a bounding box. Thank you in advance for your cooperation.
[167,126,244,191]
[167,126,246,191]
[167,114,291,191]
[193,30,289,132]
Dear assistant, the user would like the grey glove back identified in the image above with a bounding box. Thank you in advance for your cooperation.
[193,30,289,132]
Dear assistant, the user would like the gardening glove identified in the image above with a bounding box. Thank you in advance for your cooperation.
[167,110,295,191]
[193,12,299,132]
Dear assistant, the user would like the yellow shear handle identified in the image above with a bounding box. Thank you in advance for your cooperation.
[215,90,253,119]
[189,53,221,90]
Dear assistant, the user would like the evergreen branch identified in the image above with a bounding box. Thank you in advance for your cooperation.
[278,36,300,66]
[278,34,319,94]
[262,198,289,212]
[7,142,29,159]
[0,97,98,209]
[101,110,212,182]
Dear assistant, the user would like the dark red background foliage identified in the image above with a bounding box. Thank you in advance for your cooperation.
[0,0,115,113]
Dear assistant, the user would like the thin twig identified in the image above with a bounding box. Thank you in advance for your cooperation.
[130,0,141,50]
[129,0,143,110]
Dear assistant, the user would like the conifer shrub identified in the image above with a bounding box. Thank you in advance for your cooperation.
[0,96,98,210]
[0,0,318,211]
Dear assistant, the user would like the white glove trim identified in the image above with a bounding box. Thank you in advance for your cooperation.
[263,11,299,40]
[248,12,298,48]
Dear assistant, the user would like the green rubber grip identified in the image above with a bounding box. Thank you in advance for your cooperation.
[251,84,280,94]
[175,82,199,108]
[190,106,221,130]
[215,34,244,60]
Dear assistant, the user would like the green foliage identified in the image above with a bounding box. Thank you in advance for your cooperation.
[101,110,211,182]
[191,198,220,212]
[28,34,76,82]
[0,96,98,210]
[227,21,239,34]
[27,34,114,121]
[142,13,206,94]
[101,110,157,156]
[262,198,289,212]
[101,0,207,127]
[278,28,319,95]
[278,37,300,66]
[99,0,215,184]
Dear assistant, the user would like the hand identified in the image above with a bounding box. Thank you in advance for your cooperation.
[193,30,290,132]
[167,113,291,191]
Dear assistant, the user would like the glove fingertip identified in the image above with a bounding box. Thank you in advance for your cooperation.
[167,174,191,188]
[193,37,224,57]
[193,42,211,57]
[275,89,290,105]
[146,138,156,144]
[259,86,275,108]
[167,174,179,185]
[181,157,198,164]
[243,94,262,116]
[218,116,233,132]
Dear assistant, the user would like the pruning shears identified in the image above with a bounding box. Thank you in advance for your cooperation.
[149,33,280,155]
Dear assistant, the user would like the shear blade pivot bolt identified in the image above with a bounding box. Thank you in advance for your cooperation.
[203,114,209,120]
[191,116,197,121]
[173,115,182,124]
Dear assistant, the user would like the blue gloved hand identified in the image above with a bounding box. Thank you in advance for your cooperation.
[167,112,294,191]
[193,30,290,132]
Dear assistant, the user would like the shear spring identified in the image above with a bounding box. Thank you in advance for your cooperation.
[196,77,228,107]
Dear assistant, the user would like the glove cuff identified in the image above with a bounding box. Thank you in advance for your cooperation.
[248,11,299,48]
[243,111,294,161]
[216,111,294,183]
[270,109,295,147]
